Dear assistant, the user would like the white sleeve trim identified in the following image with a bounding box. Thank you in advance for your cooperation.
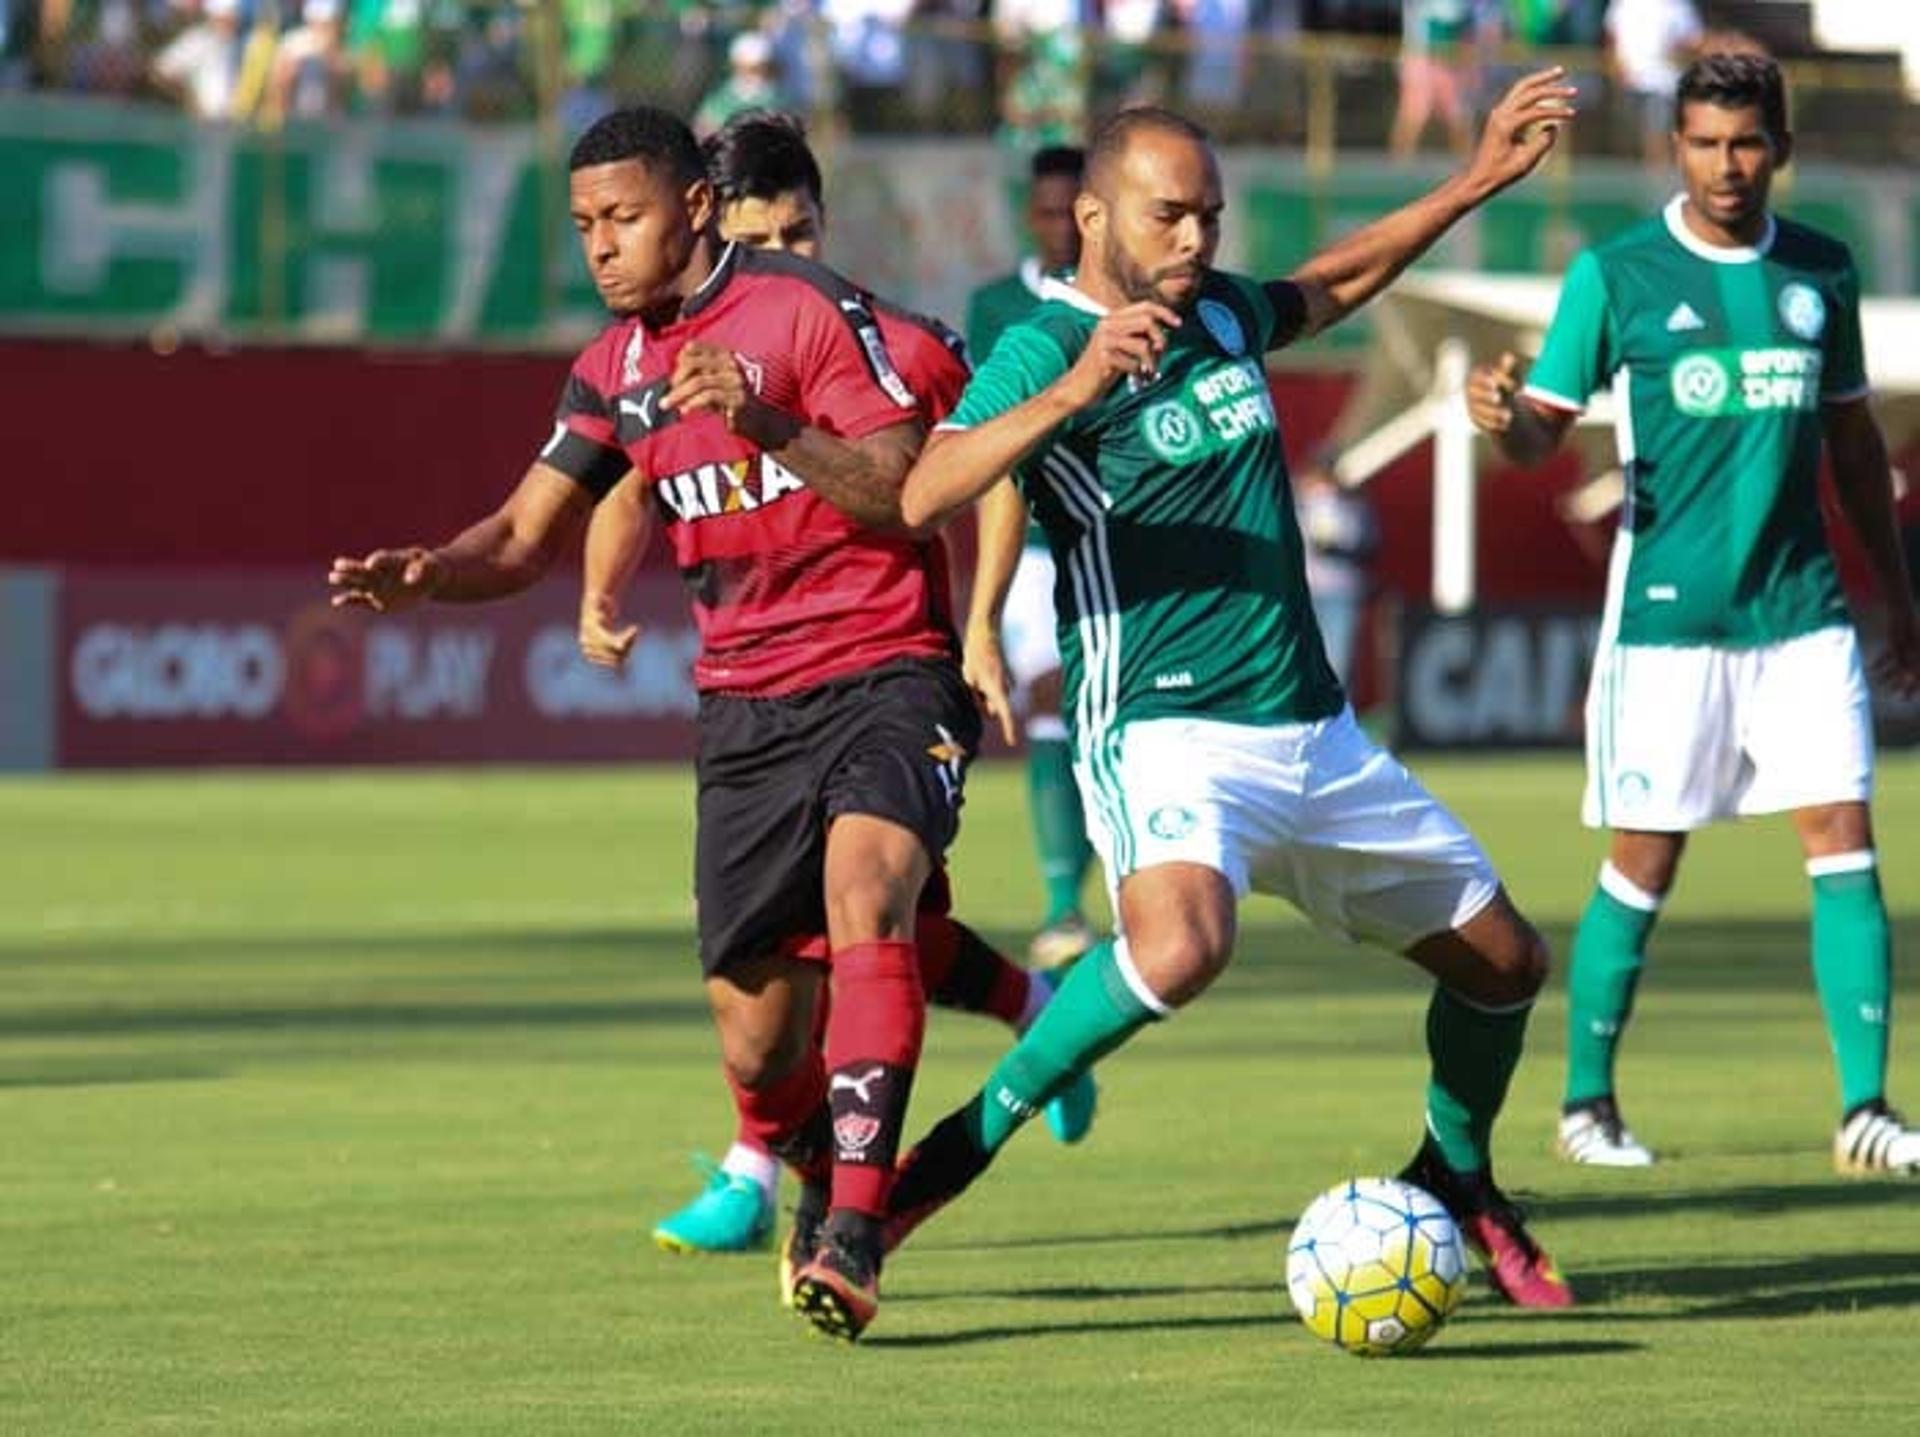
[933,420,972,433]
[1521,383,1588,415]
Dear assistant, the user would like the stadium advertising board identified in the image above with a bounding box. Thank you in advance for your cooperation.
[36,569,700,767]
[6,98,1917,350]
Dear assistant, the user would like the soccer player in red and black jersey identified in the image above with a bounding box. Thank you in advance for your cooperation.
[579,109,1096,1296]
[328,107,980,1341]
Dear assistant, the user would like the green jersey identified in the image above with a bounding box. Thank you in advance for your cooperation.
[944,270,1343,745]
[1526,197,1867,649]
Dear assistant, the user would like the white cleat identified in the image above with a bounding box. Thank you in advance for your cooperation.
[1834,1103,1920,1175]
[1557,1098,1656,1168]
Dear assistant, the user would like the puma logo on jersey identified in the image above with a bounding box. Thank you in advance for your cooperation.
[831,1067,886,1104]
[1665,302,1706,333]
[654,454,807,523]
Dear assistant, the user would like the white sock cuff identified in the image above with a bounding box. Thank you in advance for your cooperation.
[1807,849,1876,879]
[720,1142,780,1194]
[1599,861,1663,913]
[1111,936,1175,1017]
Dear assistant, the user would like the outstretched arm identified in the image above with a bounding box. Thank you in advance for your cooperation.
[578,470,656,670]
[1286,68,1577,339]
[327,463,592,611]
[1825,398,1919,695]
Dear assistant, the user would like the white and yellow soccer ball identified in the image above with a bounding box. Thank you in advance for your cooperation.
[1285,1176,1467,1356]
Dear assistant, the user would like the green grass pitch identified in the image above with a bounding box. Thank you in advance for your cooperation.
[4,755,1918,1434]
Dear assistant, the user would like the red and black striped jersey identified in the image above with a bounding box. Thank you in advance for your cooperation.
[539,243,966,698]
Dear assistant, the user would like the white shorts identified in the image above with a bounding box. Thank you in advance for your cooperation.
[1582,625,1874,831]
[1001,545,1065,741]
[1076,708,1500,951]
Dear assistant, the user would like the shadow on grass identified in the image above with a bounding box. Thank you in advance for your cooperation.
[1545,1180,1917,1223]
[1570,1250,1920,1319]
[0,997,710,1041]
[0,1063,224,1089]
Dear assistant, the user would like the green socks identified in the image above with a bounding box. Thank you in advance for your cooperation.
[1028,738,1093,925]
[1564,865,1662,1108]
[963,938,1162,1154]
[1810,854,1891,1114]
[1425,984,1531,1174]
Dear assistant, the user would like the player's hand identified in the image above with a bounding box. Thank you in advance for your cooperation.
[962,620,1018,747]
[327,546,443,612]
[1875,601,1920,699]
[1466,352,1523,435]
[664,341,760,427]
[1054,301,1183,410]
[1465,68,1577,195]
[578,591,641,670]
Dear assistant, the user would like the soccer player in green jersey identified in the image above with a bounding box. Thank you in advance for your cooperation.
[1469,52,1920,1174]
[885,69,1583,1311]
[962,145,1105,969]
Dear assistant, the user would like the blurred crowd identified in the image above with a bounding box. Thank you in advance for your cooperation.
[0,0,1754,155]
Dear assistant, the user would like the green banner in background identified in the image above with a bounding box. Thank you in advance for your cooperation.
[4,98,1915,351]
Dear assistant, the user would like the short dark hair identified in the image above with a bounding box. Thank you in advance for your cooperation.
[1086,107,1210,193]
[1031,145,1085,184]
[1674,52,1789,141]
[702,109,824,208]
[569,106,707,186]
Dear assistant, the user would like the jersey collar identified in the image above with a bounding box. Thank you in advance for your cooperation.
[1039,274,1107,315]
[1663,193,1776,265]
[1019,256,1049,299]
[675,239,742,323]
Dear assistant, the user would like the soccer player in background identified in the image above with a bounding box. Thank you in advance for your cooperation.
[962,146,1104,969]
[1467,53,1920,1173]
[330,107,974,1343]
[579,110,1095,1275]
[887,71,1581,1309]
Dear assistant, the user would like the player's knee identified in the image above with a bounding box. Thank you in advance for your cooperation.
[1129,927,1233,1008]
[1481,924,1549,1007]
[718,1022,810,1090]
[824,873,919,944]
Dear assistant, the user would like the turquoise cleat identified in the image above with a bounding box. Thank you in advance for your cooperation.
[1044,1069,1098,1144]
[652,1156,774,1254]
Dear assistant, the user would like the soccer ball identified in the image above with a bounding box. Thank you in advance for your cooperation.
[1285,1176,1467,1356]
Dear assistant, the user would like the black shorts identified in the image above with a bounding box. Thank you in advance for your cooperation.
[694,657,980,976]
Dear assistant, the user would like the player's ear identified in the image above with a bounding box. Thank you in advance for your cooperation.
[685,177,716,232]
[1075,190,1104,243]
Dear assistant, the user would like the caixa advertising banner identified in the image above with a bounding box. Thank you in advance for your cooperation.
[5,567,701,768]
[1394,606,1920,752]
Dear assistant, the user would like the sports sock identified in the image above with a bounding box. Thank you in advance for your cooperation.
[1564,863,1662,1109]
[1809,852,1891,1115]
[1028,737,1093,925]
[727,1054,831,1188]
[959,938,1163,1155]
[718,1140,780,1197]
[824,940,926,1217]
[915,915,1032,1030]
[1425,984,1532,1174]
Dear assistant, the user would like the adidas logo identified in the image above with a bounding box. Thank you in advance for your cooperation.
[1665,302,1706,332]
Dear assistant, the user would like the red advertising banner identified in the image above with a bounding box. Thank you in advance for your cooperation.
[56,569,702,767]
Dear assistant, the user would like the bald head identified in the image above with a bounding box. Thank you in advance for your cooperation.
[1085,107,1212,199]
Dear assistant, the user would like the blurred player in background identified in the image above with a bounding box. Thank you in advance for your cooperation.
[963,144,1103,968]
[579,109,1094,1283]
[1469,53,1920,1174]
[887,71,1582,1310]
[330,106,978,1344]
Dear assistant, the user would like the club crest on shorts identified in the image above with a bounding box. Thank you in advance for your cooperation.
[1613,770,1652,807]
[1148,804,1198,840]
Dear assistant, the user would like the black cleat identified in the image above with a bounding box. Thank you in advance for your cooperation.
[777,1178,829,1308]
[790,1210,883,1342]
